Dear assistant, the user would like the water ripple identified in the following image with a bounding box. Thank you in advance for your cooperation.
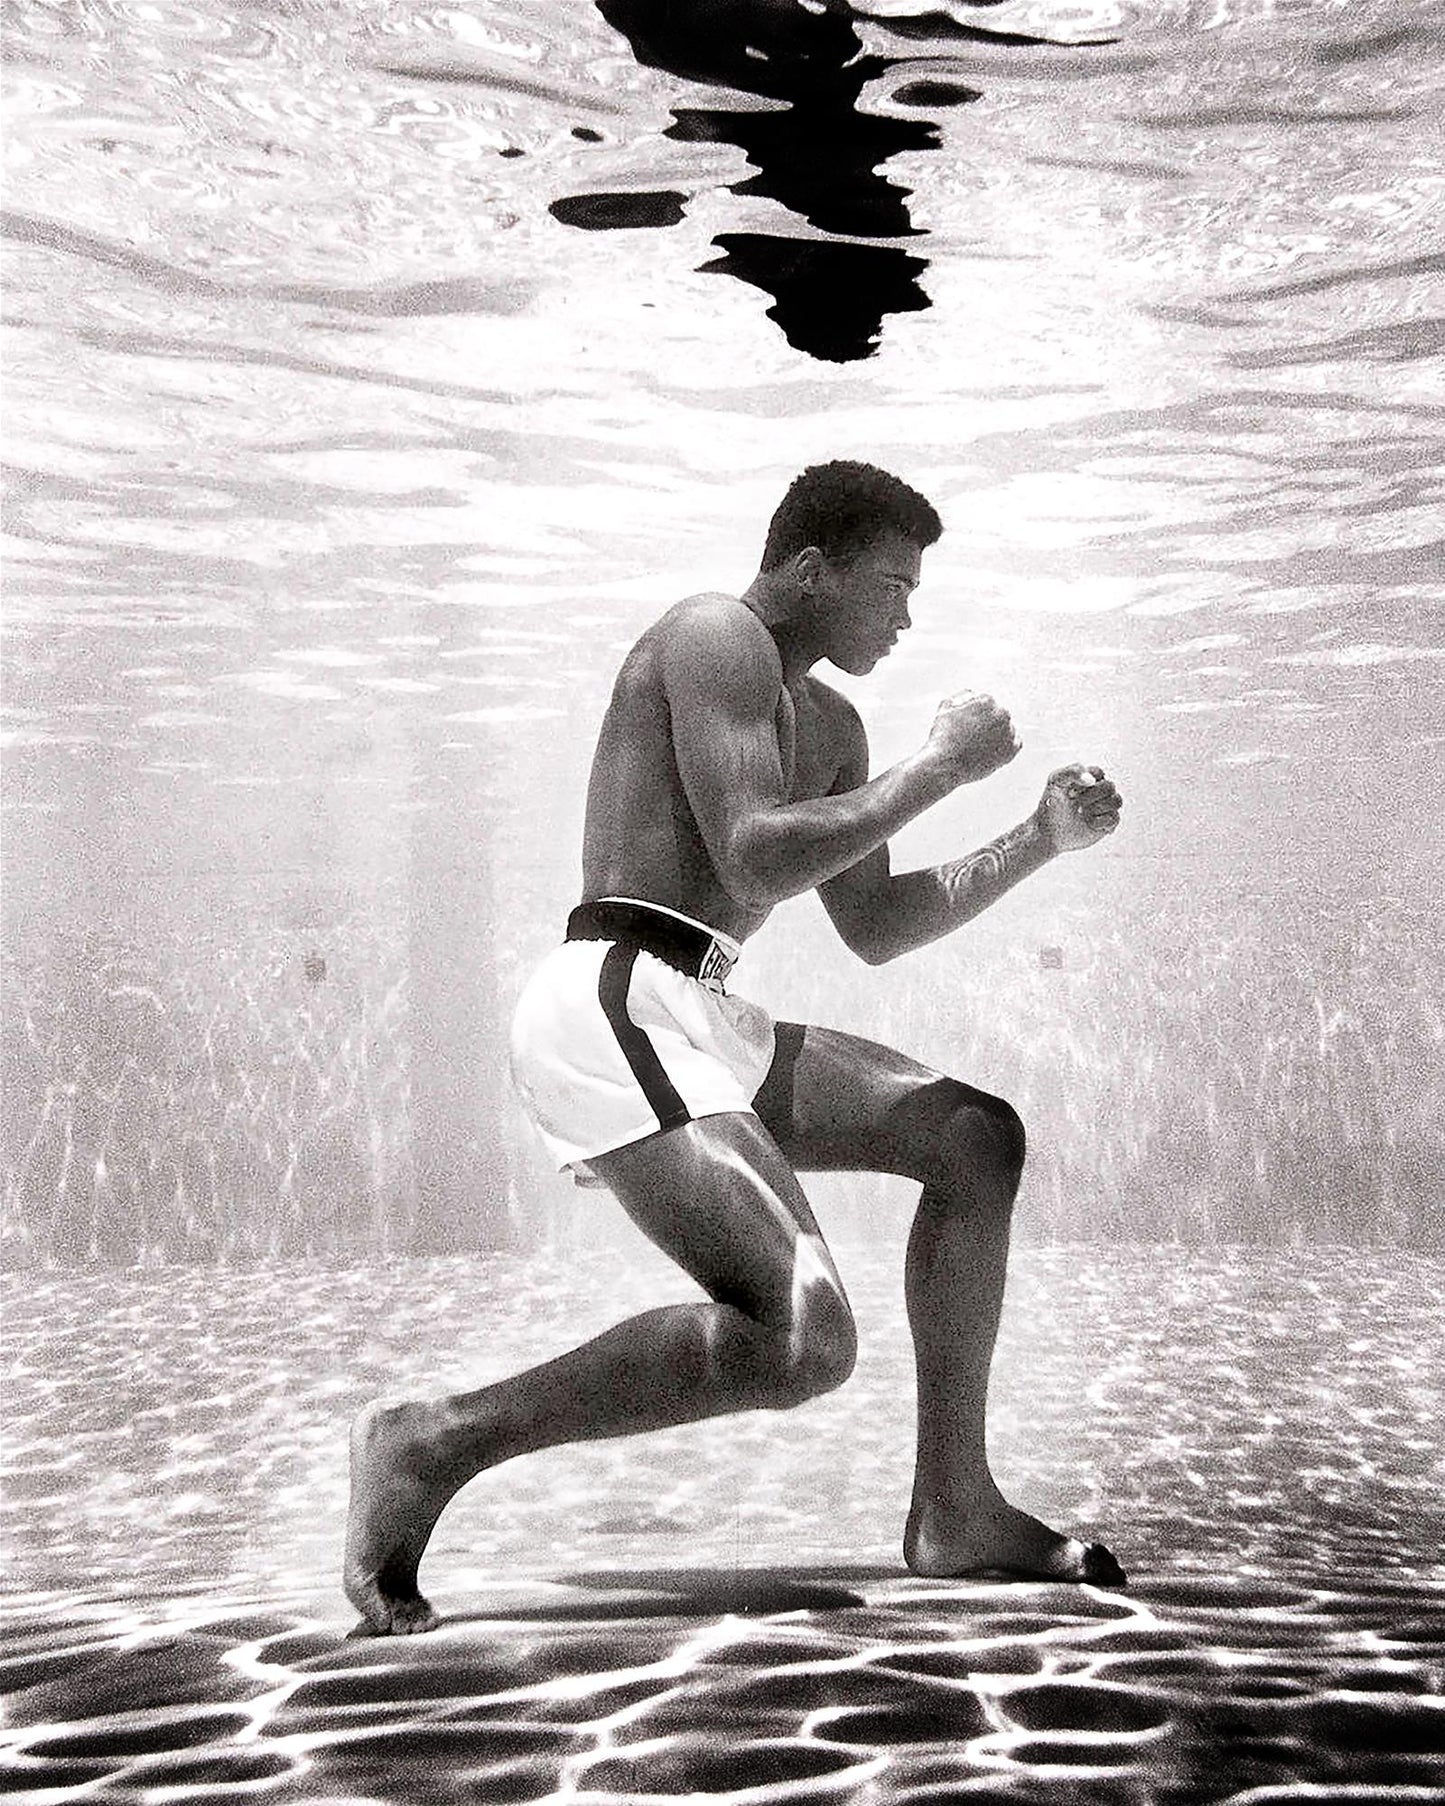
[1221,249,1445,300]
[3,209,535,314]
[1227,317,1445,367]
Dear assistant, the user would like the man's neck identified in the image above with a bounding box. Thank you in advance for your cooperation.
[740,571,822,686]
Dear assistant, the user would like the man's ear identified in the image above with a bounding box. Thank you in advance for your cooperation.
[793,545,829,592]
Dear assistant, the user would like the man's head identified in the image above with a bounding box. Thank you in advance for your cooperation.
[759,462,942,675]
[760,461,942,574]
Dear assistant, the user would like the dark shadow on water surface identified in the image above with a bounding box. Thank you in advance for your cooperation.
[548,0,1106,360]
[700,233,931,363]
[590,0,939,361]
[549,190,690,230]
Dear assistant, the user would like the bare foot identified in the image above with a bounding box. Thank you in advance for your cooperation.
[343,1399,460,1634]
[904,1493,1127,1587]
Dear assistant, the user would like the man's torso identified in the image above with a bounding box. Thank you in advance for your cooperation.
[580,594,854,941]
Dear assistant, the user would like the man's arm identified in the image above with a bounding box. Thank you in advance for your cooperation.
[661,601,1017,909]
[819,702,1124,965]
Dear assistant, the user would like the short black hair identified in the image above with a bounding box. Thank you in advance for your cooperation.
[760,460,942,571]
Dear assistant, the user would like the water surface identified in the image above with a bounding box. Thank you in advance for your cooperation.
[3,2,1443,1241]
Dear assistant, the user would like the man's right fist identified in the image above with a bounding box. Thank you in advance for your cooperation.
[926,690,1021,784]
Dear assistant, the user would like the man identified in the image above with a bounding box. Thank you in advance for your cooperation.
[345,460,1125,1635]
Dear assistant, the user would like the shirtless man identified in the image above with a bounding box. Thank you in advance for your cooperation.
[345,460,1126,1634]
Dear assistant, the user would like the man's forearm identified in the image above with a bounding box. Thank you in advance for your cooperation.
[729,750,954,906]
[874,816,1056,961]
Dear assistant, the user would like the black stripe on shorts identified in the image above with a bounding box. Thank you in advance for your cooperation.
[597,941,691,1135]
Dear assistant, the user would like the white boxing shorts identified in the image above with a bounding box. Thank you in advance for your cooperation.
[509,897,777,1183]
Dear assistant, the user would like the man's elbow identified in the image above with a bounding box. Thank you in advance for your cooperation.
[721,828,796,911]
[724,871,786,912]
[840,917,898,966]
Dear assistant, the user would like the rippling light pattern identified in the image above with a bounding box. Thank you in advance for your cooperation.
[1,1246,1442,1798]
[3,1579,1442,1800]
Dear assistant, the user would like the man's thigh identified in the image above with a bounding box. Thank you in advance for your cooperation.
[753,1022,1006,1180]
[587,1110,847,1326]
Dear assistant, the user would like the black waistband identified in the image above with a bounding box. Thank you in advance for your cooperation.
[566,899,720,979]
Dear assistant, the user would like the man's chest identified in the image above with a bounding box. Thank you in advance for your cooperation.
[775,684,841,802]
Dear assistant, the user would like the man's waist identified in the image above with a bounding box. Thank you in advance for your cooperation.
[565,897,739,988]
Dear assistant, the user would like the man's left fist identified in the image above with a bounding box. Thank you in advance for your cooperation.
[1036,763,1123,853]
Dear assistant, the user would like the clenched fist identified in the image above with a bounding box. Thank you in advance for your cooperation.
[1035,764,1123,853]
[926,691,1022,786]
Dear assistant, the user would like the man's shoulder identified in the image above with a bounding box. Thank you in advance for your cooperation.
[649,593,782,685]
[657,591,768,642]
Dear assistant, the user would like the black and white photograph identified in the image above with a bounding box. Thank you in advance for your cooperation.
[3,0,1443,1798]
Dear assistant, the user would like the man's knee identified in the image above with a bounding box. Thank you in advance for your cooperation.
[767,1291,857,1407]
[981,1090,1027,1182]
[924,1080,1026,1203]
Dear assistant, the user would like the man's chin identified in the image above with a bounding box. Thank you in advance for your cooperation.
[835,649,886,677]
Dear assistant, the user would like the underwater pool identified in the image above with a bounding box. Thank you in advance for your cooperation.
[4,8,1444,1797]
[4,0,1442,1262]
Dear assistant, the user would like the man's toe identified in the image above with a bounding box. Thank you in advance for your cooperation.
[1080,1542,1128,1587]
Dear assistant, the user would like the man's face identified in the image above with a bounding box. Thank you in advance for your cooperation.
[813,531,923,676]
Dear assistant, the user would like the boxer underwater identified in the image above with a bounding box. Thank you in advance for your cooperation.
[345,459,1125,1634]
